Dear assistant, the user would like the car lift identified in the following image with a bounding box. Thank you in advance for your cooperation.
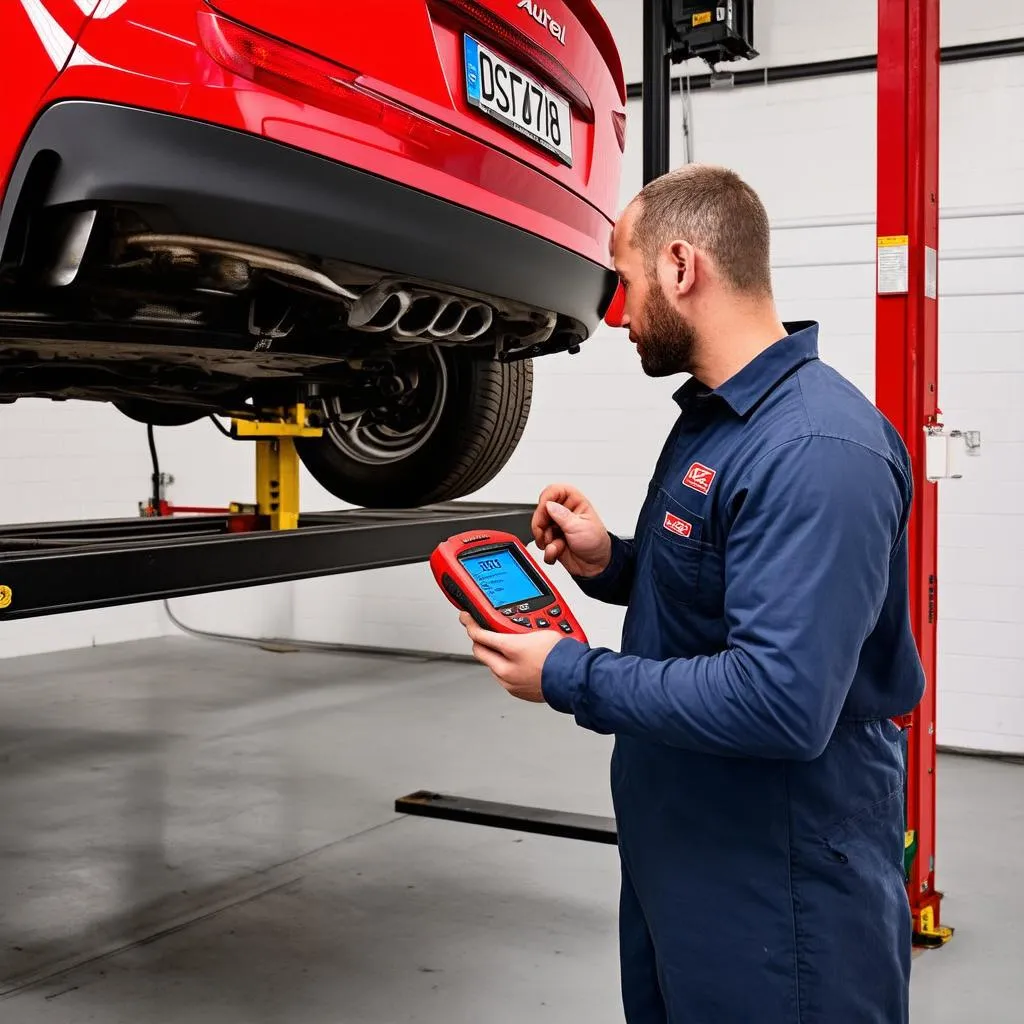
[399,0,954,950]
[0,402,536,618]
[0,0,951,952]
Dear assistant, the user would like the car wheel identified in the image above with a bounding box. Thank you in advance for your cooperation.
[296,346,532,508]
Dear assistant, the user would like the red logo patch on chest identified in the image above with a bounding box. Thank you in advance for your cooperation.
[663,512,693,538]
[682,462,717,495]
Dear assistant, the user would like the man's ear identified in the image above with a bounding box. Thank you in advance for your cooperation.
[668,240,697,297]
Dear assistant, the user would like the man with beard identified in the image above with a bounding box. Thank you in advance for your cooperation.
[457,164,925,1024]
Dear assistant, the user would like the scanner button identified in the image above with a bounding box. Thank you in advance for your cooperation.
[559,621,573,634]
[512,616,532,628]
[547,606,562,617]
[535,618,550,629]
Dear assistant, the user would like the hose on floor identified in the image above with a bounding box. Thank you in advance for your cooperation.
[162,599,475,664]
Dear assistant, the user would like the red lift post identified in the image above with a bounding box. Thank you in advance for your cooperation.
[876,0,951,945]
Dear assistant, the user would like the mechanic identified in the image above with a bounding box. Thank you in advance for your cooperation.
[458,164,927,1024]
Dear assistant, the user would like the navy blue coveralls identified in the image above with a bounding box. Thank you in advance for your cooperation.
[542,323,926,1024]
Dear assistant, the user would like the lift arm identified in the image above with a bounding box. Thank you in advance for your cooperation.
[0,504,536,620]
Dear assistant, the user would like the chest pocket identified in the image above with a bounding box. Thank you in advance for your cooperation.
[648,486,724,611]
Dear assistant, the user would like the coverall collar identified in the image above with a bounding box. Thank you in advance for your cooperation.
[674,321,820,418]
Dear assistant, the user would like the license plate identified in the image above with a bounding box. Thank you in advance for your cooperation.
[463,34,573,167]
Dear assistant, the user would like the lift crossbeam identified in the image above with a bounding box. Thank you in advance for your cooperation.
[0,503,535,620]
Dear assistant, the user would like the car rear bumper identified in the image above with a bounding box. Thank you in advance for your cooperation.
[0,100,616,335]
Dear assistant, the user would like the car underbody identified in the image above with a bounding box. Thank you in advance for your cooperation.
[0,207,587,423]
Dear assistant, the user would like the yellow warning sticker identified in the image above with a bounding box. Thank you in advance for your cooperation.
[877,235,910,294]
[693,11,712,26]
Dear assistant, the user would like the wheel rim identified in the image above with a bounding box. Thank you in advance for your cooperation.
[323,349,449,466]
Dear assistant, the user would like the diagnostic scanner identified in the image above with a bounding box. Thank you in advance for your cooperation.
[431,530,586,642]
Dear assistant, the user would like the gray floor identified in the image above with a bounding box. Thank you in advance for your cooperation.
[0,638,1019,1022]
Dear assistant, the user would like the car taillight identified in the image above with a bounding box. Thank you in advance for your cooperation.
[604,281,625,327]
[430,0,593,121]
[612,110,627,151]
[197,11,384,123]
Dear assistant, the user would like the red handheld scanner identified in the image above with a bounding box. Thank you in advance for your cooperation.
[431,529,587,643]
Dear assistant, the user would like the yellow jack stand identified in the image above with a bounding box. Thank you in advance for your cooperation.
[232,403,323,531]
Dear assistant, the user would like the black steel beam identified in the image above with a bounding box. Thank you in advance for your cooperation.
[0,503,535,620]
[643,0,671,183]
[625,35,1024,99]
[395,791,618,845]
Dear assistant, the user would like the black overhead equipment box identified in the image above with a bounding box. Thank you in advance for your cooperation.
[667,1,757,67]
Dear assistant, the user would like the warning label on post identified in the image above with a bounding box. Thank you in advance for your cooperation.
[877,235,910,295]
[925,245,938,299]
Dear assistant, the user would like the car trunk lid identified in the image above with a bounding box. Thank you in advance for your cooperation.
[205,0,624,220]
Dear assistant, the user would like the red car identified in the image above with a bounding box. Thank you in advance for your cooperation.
[0,0,624,507]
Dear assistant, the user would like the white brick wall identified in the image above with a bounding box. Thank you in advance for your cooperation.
[2,1,1022,753]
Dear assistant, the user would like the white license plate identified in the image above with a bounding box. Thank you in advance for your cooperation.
[463,34,573,167]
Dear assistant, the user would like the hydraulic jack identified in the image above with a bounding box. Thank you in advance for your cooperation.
[231,403,323,531]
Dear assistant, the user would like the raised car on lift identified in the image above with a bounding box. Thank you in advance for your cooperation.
[0,0,624,507]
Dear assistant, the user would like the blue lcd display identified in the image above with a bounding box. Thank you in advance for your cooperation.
[462,549,543,608]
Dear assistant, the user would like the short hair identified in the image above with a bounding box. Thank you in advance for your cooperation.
[629,164,773,296]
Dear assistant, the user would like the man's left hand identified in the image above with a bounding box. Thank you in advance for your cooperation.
[458,612,565,703]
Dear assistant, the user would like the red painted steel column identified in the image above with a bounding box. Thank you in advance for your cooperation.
[875,0,943,937]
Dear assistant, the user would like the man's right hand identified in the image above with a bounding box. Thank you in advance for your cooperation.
[531,484,613,579]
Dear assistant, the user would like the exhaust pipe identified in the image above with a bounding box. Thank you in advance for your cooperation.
[125,234,359,301]
[395,295,443,338]
[121,234,528,348]
[49,210,98,287]
[349,285,493,342]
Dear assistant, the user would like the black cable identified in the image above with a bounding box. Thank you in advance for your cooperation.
[146,423,162,516]
[210,415,233,439]
[163,599,475,665]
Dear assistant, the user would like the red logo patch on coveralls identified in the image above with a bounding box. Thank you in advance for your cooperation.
[662,512,693,538]
[683,462,716,495]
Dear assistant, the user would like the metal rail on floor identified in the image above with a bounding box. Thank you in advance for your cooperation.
[0,502,535,620]
[395,791,618,844]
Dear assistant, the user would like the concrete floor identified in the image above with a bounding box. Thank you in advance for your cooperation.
[0,638,1019,1023]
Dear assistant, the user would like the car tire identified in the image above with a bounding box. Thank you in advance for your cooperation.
[296,347,532,509]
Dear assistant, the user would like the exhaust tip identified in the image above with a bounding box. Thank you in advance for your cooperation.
[364,292,408,331]
[428,299,466,338]
[396,295,443,337]
[457,304,492,340]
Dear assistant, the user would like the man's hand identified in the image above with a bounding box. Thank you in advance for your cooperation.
[531,483,612,578]
[459,612,565,703]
